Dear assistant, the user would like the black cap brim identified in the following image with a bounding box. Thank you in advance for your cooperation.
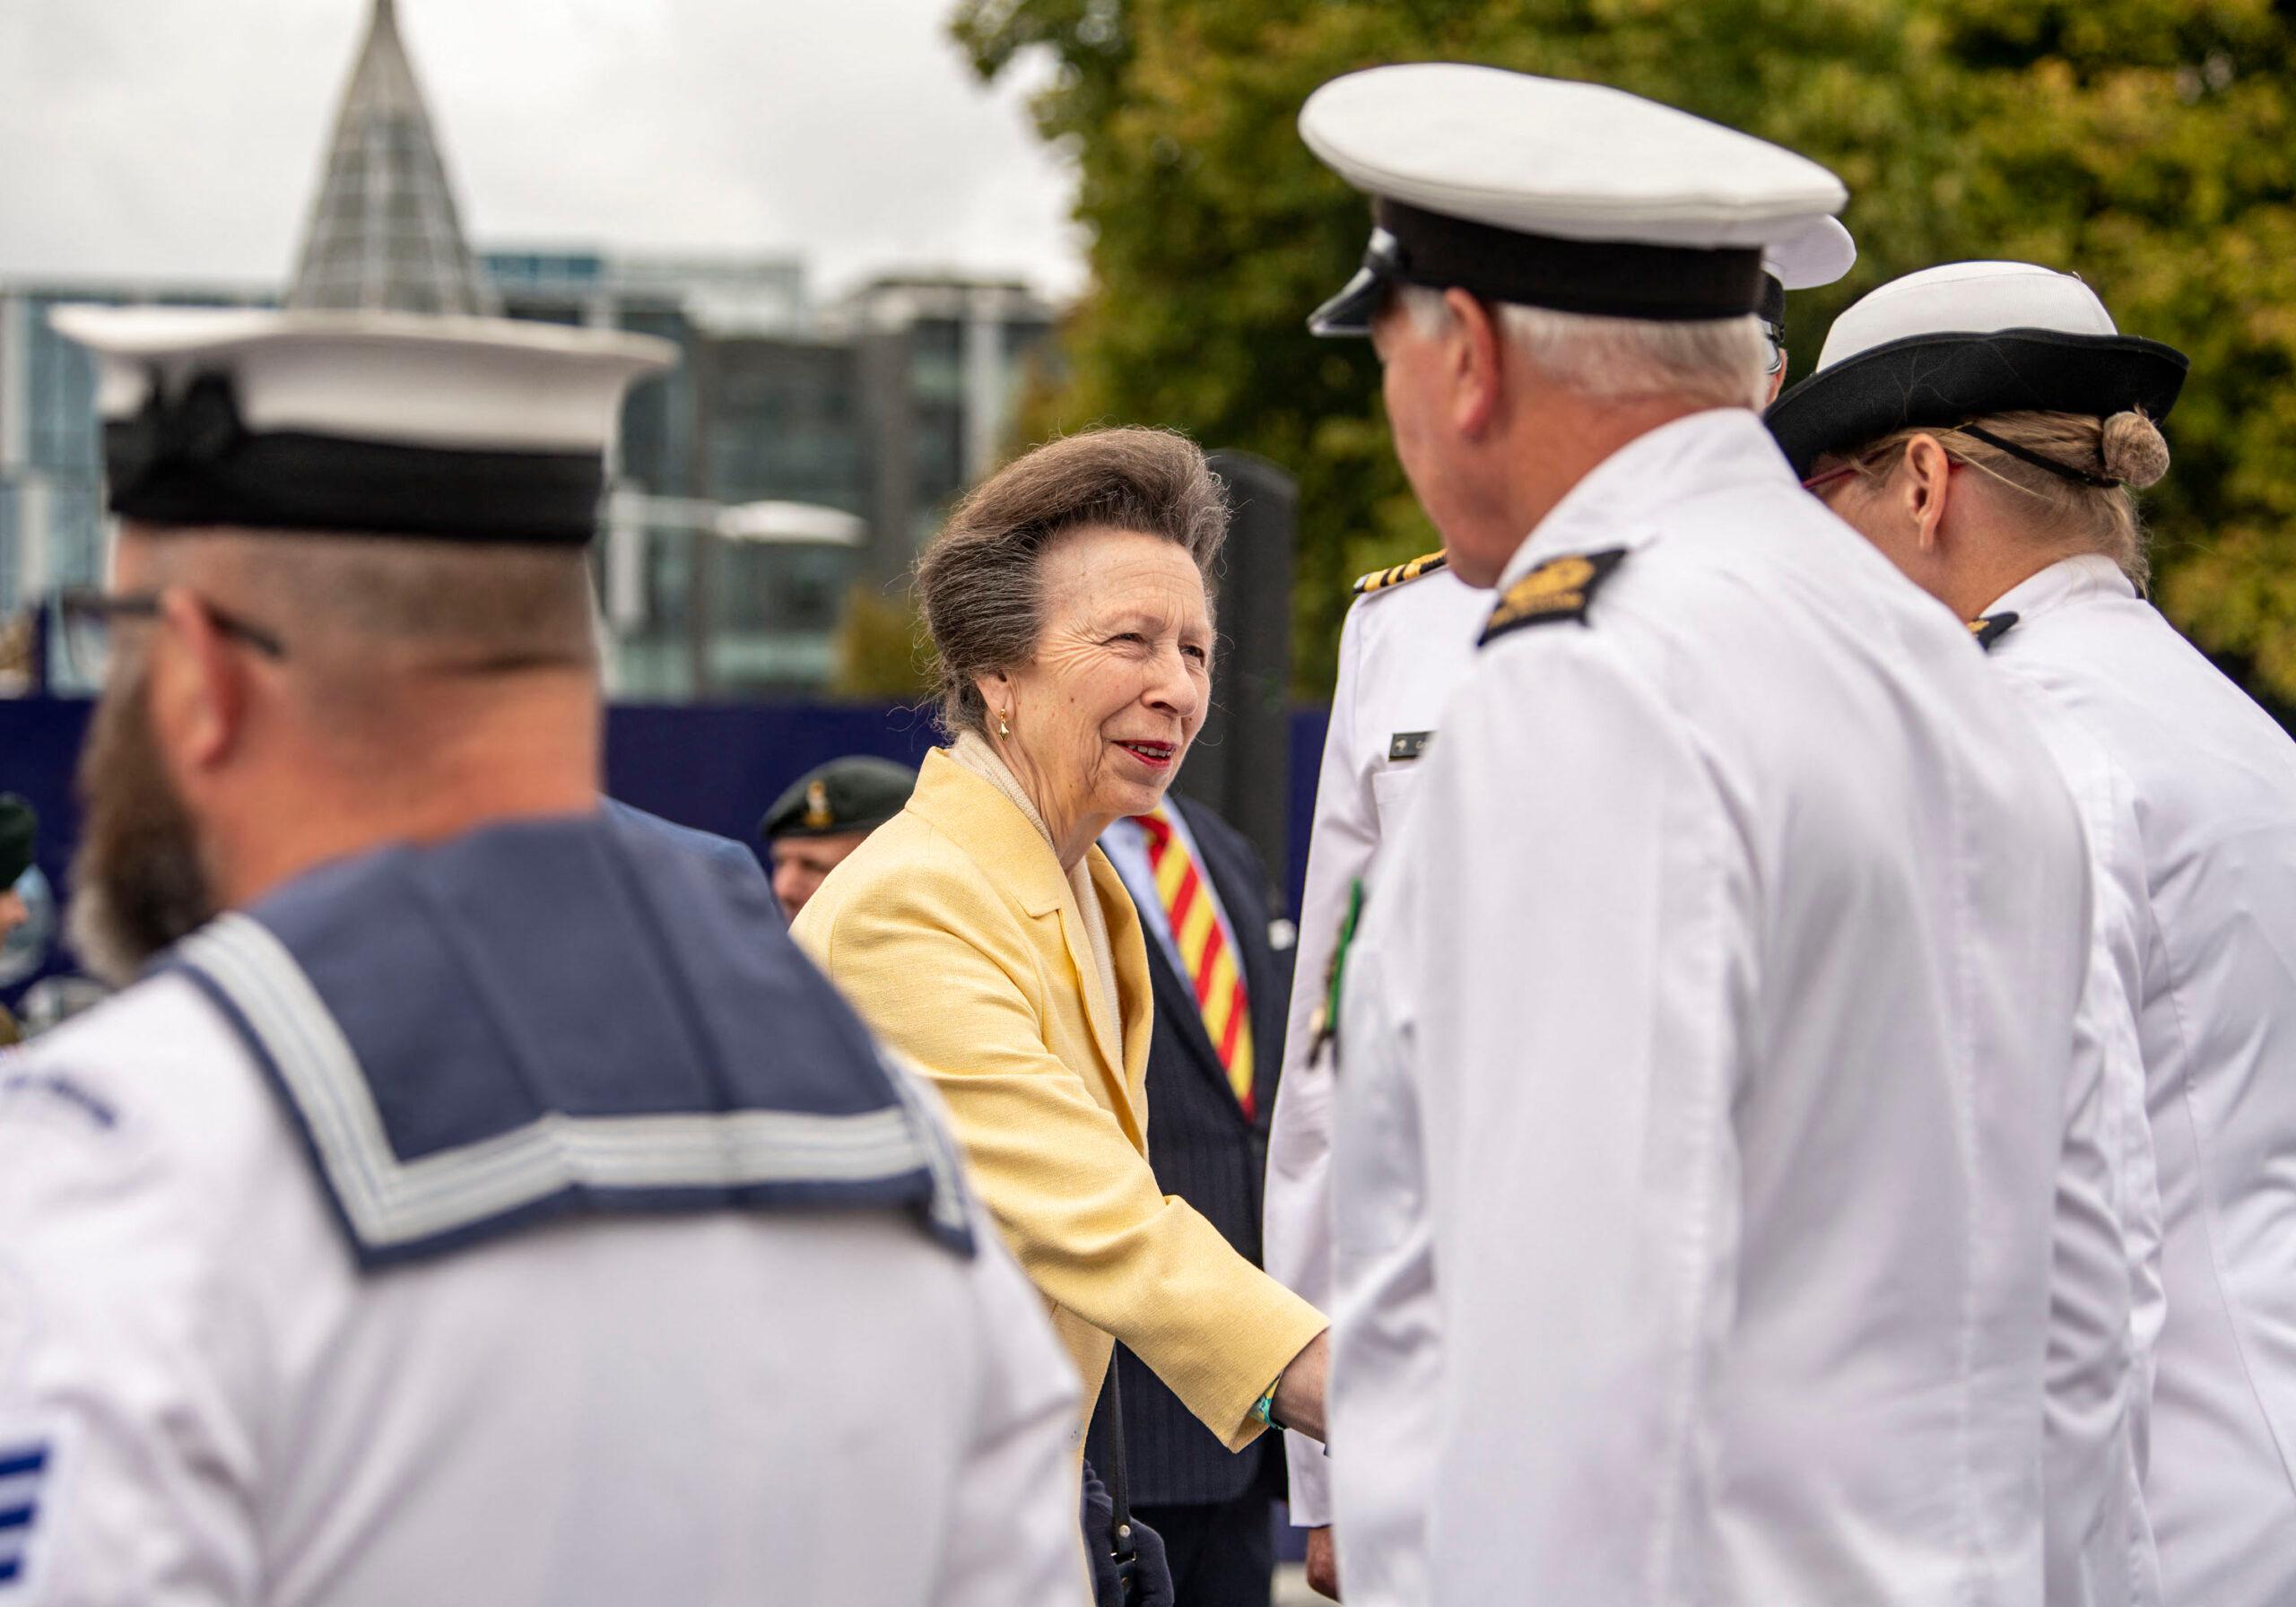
[1766,327,2189,478]
[1309,260,1390,338]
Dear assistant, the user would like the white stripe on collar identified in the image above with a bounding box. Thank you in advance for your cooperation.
[176,913,952,1255]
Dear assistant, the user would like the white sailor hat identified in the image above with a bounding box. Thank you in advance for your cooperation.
[1300,64,1848,336]
[1765,261,2189,477]
[48,305,678,545]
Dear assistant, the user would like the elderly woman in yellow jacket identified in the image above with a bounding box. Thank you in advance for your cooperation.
[794,428,1330,1455]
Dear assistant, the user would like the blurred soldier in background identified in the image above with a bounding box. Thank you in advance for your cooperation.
[1300,64,2106,1603]
[0,794,36,1045]
[0,305,1083,1605]
[758,754,917,921]
[0,795,34,948]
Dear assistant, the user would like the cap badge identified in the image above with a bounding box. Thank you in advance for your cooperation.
[803,780,835,830]
[1479,548,1629,647]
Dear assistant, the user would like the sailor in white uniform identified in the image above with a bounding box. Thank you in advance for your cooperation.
[0,308,1084,1606]
[1776,262,2296,1607]
[1298,65,2107,1604]
[1260,214,1857,1587]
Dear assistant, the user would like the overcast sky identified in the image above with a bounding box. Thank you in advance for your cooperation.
[0,0,1087,302]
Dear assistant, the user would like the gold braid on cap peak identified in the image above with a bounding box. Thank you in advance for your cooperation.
[1352,550,1449,596]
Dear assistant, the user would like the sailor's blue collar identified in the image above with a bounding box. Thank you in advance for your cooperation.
[164,808,970,1269]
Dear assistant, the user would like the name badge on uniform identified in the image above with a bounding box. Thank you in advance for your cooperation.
[1388,730,1433,762]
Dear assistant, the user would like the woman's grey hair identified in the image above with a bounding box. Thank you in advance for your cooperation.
[1830,408,2171,586]
[915,426,1230,738]
[1397,283,1771,412]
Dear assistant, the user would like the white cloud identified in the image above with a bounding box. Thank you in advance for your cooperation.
[0,0,1085,301]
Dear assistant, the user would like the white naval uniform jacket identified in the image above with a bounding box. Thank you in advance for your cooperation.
[1979,552,2296,1607]
[1328,409,2111,1606]
[0,977,1085,1606]
[1261,563,1486,1527]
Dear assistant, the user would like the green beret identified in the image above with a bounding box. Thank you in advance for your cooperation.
[758,758,916,845]
[0,795,37,889]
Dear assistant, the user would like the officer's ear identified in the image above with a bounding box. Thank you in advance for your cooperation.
[1442,287,1505,439]
[151,586,253,774]
[1900,434,1956,555]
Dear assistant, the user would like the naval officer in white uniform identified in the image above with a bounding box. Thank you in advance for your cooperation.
[1298,65,2109,1604]
[1777,263,2296,1607]
[1260,214,1857,1593]
[0,308,1083,1605]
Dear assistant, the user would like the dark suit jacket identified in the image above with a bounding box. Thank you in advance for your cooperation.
[1086,796,1294,1508]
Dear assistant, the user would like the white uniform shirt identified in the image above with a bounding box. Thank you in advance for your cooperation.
[0,977,1085,1606]
[1259,565,1485,1526]
[1980,553,2296,1607]
[1329,409,2106,1605]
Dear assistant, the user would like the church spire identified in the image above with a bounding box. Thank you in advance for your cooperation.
[285,0,497,315]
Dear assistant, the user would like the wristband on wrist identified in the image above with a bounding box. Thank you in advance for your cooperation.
[1253,1371,1285,1429]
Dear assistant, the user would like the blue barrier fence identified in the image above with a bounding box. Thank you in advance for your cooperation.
[1,696,1332,1011]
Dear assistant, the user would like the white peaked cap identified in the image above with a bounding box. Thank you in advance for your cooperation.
[49,305,678,544]
[1300,65,1845,248]
[1300,65,1846,335]
[1813,262,2118,370]
[1763,215,1857,292]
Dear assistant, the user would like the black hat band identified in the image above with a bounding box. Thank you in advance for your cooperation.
[105,372,605,546]
[1764,328,2189,479]
[1375,198,1768,322]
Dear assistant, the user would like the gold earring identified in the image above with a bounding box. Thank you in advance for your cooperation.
[997,710,1011,738]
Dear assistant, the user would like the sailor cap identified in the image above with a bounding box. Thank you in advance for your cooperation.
[1301,64,1848,336]
[49,305,677,545]
[1765,261,2189,477]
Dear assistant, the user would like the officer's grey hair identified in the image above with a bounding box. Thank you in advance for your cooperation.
[914,427,1228,739]
[1397,284,1771,412]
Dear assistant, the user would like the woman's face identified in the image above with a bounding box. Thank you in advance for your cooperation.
[983,526,1213,838]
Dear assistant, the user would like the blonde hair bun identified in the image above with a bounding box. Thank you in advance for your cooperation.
[2101,409,2170,489]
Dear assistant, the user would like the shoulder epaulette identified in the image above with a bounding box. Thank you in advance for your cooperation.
[1969,612,2020,651]
[1478,548,1628,647]
[1352,550,1448,596]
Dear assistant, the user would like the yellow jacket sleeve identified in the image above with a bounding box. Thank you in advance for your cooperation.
[798,841,1326,1450]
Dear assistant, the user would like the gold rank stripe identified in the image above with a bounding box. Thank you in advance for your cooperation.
[1352,549,1450,595]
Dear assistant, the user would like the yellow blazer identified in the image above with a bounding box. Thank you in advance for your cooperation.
[794,749,1326,1449]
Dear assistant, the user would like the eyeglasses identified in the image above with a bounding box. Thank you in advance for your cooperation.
[1762,326,1787,378]
[1799,463,1862,498]
[1802,450,1971,502]
[57,587,286,687]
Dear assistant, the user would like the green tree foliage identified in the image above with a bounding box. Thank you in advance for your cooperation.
[952,0,2296,699]
[830,579,935,701]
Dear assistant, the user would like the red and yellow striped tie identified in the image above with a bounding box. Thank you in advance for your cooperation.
[1135,807,1255,1116]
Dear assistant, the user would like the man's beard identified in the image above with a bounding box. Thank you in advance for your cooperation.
[66,665,217,987]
